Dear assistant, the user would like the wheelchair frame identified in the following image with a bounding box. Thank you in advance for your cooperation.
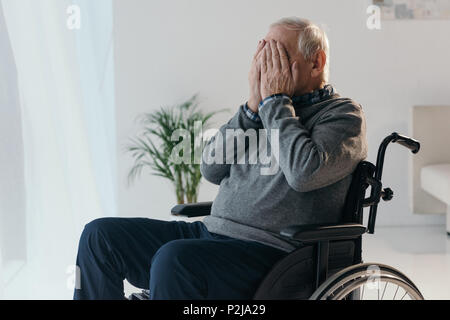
[167,132,421,300]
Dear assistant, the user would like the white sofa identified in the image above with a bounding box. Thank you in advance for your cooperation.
[412,106,450,234]
[421,164,450,234]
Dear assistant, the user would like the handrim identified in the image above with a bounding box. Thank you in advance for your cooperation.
[310,262,424,300]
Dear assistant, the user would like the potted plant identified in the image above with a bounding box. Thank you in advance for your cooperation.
[126,95,224,204]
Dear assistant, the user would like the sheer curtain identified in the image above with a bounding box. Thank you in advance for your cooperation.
[0,0,116,299]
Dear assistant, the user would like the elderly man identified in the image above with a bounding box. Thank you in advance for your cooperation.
[74,17,367,300]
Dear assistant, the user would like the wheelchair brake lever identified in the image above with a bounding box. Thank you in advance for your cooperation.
[362,176,382,207]
[381,187,394,201]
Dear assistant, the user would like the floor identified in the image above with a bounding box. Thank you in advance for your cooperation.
[2,225,450,300]
[362,225,450,299]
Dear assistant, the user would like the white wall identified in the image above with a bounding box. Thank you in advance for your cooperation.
[114,0,449,226]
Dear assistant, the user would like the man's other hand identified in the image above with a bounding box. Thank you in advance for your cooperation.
[260,40,299,100]
[247,39,266,113]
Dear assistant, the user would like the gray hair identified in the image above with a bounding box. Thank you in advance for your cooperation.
[270,17,330,82]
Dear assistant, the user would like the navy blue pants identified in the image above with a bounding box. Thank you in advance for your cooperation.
[73,217,288,300]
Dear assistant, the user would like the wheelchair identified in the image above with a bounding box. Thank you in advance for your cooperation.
[131,132,424,300]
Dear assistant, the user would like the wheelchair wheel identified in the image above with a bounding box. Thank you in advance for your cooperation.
[309,263,424,300]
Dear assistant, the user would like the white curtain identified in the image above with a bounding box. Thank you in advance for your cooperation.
[0,0,116,299]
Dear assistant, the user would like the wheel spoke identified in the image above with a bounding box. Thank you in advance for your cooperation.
[381,282,388,300]
[400,291,408,300]
[377,281,380,300]
[393,285,399,300]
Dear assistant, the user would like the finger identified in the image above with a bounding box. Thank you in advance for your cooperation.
[260,46,267,73]
[254,43,267,66]
[254,50,262,64]
[277,41,290,72]
[253,40,265,60]
[291,61,299,82]
[271,40,281,70]
[253,53,262,77]
[256,59,261,81]
[255,54,261,72]
[265,42,273,70]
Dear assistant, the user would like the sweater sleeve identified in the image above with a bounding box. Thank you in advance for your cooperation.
[200,104,263,185]
[258,95,368,192]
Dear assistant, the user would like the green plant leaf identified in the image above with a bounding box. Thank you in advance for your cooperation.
[125,94,227,202]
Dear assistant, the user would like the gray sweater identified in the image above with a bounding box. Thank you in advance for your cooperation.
[201,93,368,252]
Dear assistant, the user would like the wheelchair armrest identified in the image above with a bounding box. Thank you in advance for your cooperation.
[280,223,366,244]
[171,202,213,217]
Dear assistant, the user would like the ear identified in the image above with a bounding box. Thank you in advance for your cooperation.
[310,50,326,79]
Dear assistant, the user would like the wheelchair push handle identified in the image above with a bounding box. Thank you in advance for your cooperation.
[391,132,420,154]
[367,132,421,234]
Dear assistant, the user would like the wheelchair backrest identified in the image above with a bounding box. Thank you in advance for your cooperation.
[342,161,376,224]
[254,161,376,300]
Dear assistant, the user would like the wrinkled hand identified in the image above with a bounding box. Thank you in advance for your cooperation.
[247,39,266,112]
[260,40,299,100]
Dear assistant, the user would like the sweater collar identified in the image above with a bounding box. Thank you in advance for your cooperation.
[292,84,336,108]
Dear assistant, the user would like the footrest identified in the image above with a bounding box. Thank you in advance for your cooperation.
[128,290,150,300]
